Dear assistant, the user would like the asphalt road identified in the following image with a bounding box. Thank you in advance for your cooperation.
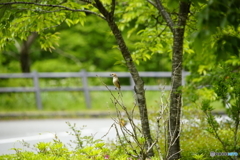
[0,118,118,155]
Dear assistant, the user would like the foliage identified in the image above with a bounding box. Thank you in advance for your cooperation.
[181,106,239,160]
[200,66,240,153]
[114,0,173,69]
[183,64,240,159]
[192,154,206,160]
[1,18,125,73]
[187,0,240,74]
[0,0,89,50]
[0,0,173,73]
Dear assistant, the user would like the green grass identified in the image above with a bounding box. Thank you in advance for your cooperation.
[0,89,225,113]
[0,76,226,113]
[0,90,169,112]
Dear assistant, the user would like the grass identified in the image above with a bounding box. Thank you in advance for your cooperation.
[0,88,225,112]
[0,76,226,115]
[0,90,169,112]
[0,75,226,113]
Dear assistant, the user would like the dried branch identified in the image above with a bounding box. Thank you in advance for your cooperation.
[96,75,155,159]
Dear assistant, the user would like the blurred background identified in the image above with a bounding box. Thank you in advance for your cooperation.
[0,15,173,113]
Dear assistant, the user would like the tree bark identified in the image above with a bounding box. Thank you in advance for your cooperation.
[94,0,154,157]
[20,32,38,73]
[168,2,190,160]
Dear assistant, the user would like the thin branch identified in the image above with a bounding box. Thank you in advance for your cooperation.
[96,75,153,158]
[167,149,182,160]
[114,121,139,158]
[94,0,110,20]
[101,123,115,139]
[79,0,92,4]
[110,0,116,17]
[55,48,82,66]
[157,24,168,37]
[147,0,156,8]
[15,7,64,13]
[0,1,105,19]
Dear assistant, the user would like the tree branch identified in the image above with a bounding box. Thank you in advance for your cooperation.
[0,1,105,19]
[94,0,111,20]
[148,0,175,33]
[146,0,156,8]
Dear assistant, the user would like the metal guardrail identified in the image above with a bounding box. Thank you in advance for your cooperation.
[0,70,190,109]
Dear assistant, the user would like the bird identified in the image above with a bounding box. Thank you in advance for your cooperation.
[110,73,121,90]
[119,118,127,127]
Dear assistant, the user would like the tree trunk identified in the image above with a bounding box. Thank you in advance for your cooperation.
[168,2,190,160]
[94,0,154,157]
[20,32,38,73]
[151,0,191,159]
[110,20,154,158]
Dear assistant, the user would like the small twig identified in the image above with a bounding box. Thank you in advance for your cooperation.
[167,149,182,160]
[97,74,158,158]
[101,123,115,139]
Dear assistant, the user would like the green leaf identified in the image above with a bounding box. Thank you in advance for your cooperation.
[65,18,73,27]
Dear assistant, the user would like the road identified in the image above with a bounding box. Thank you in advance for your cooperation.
[0,118,118,155]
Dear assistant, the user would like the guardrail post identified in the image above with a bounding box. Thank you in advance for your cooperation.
[182,70,189,86]
[33,71,42,110]
[130,76,135,89]
[81,69,91,109]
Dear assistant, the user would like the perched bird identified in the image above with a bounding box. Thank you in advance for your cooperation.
[119,118,127,127]
[110,73,121,90]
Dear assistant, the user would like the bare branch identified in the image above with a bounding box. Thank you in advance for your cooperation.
[101,123,115,139]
